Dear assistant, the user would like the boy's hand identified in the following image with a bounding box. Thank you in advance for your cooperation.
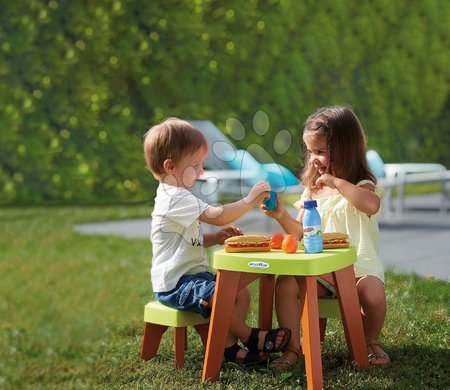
[215,225,243,245]
[246,181,271,205]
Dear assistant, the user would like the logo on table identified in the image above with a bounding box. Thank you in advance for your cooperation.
[248,261,269,269]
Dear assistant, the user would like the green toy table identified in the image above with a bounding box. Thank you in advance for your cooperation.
[202,247,368,389]
[214,247,357,276]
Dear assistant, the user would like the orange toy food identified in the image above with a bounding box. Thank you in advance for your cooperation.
[224,235,271,253]
[282,234,298,254]
[270,232,284,249]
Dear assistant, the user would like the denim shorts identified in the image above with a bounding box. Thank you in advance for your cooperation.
[154,271,216,318]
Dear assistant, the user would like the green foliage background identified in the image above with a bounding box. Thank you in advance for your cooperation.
[1,0,449,204]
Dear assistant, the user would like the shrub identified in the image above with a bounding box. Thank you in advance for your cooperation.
[1,0,448,204]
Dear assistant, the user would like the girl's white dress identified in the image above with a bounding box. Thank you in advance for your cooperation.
[294,180,384,282]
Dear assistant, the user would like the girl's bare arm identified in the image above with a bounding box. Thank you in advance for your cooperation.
[316,174,380,215]
[263,193,304,240]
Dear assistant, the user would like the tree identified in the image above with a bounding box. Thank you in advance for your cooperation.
[1,0,448,204]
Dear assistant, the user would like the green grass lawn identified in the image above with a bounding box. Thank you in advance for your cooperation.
[1,205,449,389]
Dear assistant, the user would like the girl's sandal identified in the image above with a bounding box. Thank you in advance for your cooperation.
[366,339,390,366]
[243,327,292,353]
[269,346,302,372]
[224,343,269,368]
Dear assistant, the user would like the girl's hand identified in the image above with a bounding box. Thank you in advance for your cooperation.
[315,173,337,189]
[215,225,243,245]
[261,192,286,220]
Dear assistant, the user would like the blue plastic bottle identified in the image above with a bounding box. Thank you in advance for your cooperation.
[302,200,323,253]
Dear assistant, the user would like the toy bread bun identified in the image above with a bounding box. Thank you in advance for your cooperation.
[224,245,271,253]
[225,235,271,253]
[322,232,350,249]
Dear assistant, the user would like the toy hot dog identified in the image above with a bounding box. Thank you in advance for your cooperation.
[322,232,350,249]
[224,235,271,253]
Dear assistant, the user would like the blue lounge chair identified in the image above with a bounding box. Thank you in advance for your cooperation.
[188,120,302,203]
[366,150,449,215]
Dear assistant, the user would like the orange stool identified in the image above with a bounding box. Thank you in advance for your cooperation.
[140,301,210,368]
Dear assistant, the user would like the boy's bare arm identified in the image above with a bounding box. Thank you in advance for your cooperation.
[199,181,270,226]
[200,198,262,226]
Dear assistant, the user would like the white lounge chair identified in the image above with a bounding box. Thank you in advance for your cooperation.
[187,120,303,203]
[366,150,449,215]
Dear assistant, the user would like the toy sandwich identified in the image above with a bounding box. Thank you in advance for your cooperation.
[322,232,350,249]
[224,235,271,253]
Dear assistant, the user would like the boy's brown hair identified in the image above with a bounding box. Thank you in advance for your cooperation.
[301,106,376,188]
[143,118,208,178]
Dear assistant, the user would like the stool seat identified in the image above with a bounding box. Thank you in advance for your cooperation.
[318,297,343,343]
[141,301,210,368]
[319,298,342,319]
[144,301,210,327]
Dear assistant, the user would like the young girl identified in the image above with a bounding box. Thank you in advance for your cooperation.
[264,106,389,370]
[144,118,291,367]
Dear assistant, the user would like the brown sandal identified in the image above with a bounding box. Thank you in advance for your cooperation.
[269,346,302,372]
[366,339,390,366]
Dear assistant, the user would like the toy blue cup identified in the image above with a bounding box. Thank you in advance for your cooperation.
[263,190,277,211]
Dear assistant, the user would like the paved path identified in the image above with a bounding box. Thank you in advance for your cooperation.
[74,194,450,281]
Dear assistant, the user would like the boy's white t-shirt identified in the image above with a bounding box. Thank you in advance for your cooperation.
[150,183,210,292]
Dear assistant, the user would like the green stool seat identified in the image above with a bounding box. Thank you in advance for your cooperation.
[144,301,210,327]
[140,301,210,368]
[318,297,342,341]
[319,298,342,319]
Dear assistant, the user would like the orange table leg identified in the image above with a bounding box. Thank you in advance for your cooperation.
[202,270,241,383]
[259,274,275,330]
[298,276,323,390]
[334,266,369,369]
[319,318,327,342]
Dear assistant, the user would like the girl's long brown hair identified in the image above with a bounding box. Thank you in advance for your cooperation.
[300,106,376,188]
